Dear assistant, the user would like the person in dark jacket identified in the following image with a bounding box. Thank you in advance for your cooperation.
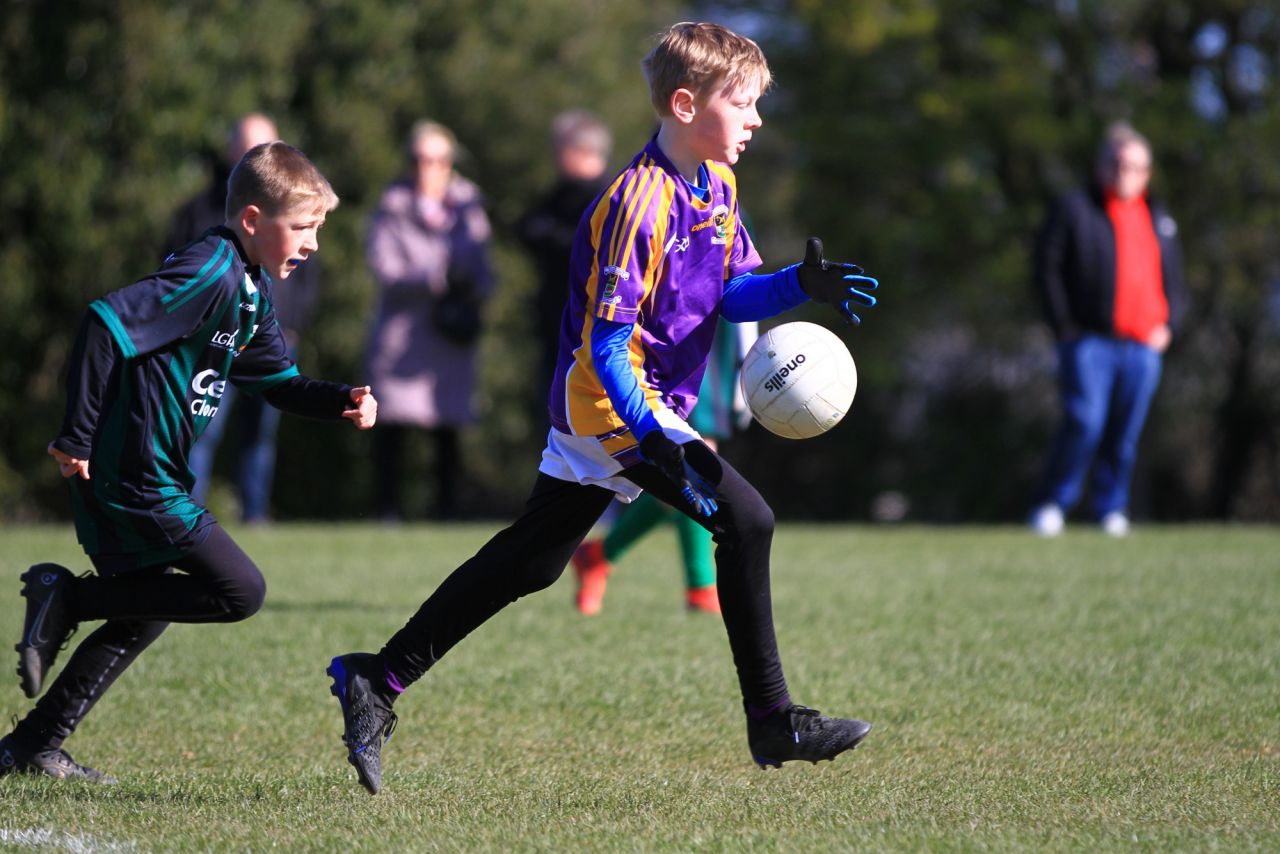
[165,113,324,523]
[516,110,613,406]
[1030,122,1184,536]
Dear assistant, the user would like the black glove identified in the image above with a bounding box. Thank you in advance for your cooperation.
[795,237,879,325]
[638,432,718,517]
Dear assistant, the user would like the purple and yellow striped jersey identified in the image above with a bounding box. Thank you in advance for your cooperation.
[548,136,761,450]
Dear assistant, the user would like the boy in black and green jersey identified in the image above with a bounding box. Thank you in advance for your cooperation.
[0,142,377,783]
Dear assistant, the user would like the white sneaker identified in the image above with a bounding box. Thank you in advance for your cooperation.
[1030,504,1064,537]
[1101,512,1130,537]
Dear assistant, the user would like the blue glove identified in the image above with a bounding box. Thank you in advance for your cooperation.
[796,237,879,324]
[639,432,719,517]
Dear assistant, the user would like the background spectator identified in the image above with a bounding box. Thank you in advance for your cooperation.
[364,120,495,521]
[1029,122,1184,537]
[516,110,613,406]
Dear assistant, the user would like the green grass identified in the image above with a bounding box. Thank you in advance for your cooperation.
[0,523,1276,851]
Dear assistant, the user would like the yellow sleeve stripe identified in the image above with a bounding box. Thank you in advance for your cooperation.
[606,157,651,265]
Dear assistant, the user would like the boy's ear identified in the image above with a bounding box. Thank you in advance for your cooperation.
[238,204,263,236]
[669,88,697,125]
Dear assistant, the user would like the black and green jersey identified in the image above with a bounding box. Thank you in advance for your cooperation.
[55,226,301,566]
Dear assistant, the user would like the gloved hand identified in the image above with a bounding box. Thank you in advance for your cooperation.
[639,432,718,517]
[796,237,879,325]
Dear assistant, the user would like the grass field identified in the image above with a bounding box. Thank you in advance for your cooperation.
[0,523,1276,851]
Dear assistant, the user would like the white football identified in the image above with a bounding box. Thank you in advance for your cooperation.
[739,321,857,439]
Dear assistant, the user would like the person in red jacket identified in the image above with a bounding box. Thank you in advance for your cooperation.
[1030,122,1184,537]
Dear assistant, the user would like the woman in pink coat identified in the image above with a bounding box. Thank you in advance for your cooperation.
[365,121,494,520]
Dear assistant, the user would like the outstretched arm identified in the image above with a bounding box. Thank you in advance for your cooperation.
[262,376,377,429]
[721,237,878,324]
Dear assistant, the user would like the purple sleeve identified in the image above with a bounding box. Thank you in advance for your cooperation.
[725,198,763,280]
[591,169,665,324]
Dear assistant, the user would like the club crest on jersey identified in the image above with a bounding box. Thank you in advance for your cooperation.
[600,265,629,300]
[691,204,731,244]
[710,204,730,244]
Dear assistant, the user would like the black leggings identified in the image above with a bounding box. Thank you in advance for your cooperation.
[14,523,265,750]
[379,441,788,710]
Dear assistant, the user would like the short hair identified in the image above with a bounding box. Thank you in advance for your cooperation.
[1096,121,1151,170]
[642,21,773,116]
[405,120,458,163]
[551,109,612,157]
[225,141,339,220]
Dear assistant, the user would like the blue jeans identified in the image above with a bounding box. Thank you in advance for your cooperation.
[189,383,283,522]
[1037,334,1163,518]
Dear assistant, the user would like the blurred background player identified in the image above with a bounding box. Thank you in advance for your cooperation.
[364,120,495,521]
[1029,122,1184,537]
[517,109,614,405]
[572,316,758,615]
[166,112,324,524]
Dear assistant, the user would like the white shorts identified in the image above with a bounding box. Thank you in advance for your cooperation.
[537,412,703,502]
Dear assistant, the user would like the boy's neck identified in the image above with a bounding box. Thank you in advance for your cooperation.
[224,219,259,269]
[655,124,704,183]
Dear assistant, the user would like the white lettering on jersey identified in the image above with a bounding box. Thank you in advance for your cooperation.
[191,369,226,399]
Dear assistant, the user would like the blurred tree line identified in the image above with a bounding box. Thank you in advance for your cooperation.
[1,0,1276,523]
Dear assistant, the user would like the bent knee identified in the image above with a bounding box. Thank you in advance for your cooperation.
[522,558,569,595]
[223,573,267,622]
[721,500,774,547]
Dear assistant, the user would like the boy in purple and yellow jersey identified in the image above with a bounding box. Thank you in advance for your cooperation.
[326,22,881,794]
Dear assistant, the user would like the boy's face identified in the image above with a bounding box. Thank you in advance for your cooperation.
[688,79,764,166]
[241,205,326,280]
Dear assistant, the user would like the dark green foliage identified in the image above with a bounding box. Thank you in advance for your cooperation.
[730,0,1280,521]
[2,1,1277,520]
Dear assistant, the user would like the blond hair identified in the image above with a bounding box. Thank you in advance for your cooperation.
[225,141,339,220]
[642,22,772,116]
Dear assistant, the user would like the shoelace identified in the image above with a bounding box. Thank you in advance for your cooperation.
[48,749,78,769]
[351,711,398,755]
[786,705,827,735]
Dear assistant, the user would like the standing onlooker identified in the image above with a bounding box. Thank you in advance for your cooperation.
[167,113,324,524]
[1029,122,1184,537]
[365,121,494,521]
[516,110,613,403]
